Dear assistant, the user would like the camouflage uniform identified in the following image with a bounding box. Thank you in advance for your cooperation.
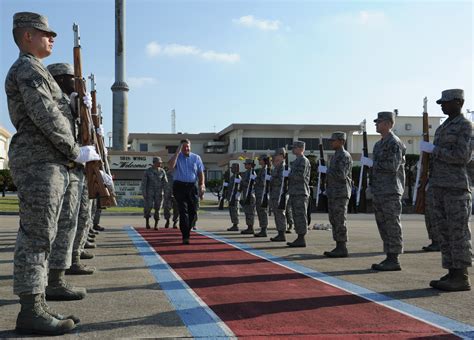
[270,162,287,232]
[326,147,353,242]
[227,173,240,226]
[254,166,268,229]
[288,154,311,235]
[163,171,179,224]
[286,200,294,229]
[6,53,80,295]
[141,166,168,220]
[371,131,406,254]
[73,182,91,258]
[240,168,256,228]
[424,184,438,243]
[430,113,472,269]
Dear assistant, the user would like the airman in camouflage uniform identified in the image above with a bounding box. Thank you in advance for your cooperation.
[6,12,99,335]
[254,154,269,237]
[287,141,311,247]
[163,169,179,228]
[322,132,353,258]
[421,89,472,291]
[240,159,256,234]
[226,163,240,231]
[362,111,406,271]
[141,157,168,229]
[270,147,288,242]
[46,63,94,282]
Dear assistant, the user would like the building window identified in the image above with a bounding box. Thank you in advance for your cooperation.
[405,123,412,131]
[139,143,148,152]
[242,137,293,150]
[299,138,332,150]
[207,170,222,180]
[166,145,178,154]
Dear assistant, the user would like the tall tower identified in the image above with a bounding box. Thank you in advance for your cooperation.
[171,109,176,134]
[111,0,129,150]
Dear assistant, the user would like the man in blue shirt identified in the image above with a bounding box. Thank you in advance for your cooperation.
[168,139,205,244]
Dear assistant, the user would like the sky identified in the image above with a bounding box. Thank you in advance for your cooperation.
[0,0,472,139]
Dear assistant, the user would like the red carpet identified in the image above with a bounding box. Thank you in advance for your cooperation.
[138,228,457,339]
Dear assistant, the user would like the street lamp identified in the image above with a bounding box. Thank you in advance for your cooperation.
[107,132,112,148]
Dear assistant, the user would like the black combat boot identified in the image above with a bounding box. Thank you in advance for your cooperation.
[40,293,80,324]
[371,253,401,271]
[88,233,96,239]
[287,234,306,247]
[165,219,170,228]
[422,241,440,252]
[16,293,75,335]
[46,269,87,301]
[254,228,267,237]
[154,218,159,230]
[270,231,286,242]
[430,268,471,291]
[80,250,94,260]
[241,226,254,235]
[145,218,151,229]
[227,224,239,231]
[84,241,96,249]
[65,256,96,275]
[324,241,348,258]
[93,224,105,232]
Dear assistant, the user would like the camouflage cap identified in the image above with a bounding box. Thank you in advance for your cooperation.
[273,147,286,156]
[292,140,306,148]
[373,111,395,123]
[13,12,57,37]
[258,154,269,161]
[436,89,464,104]
[328,131,346,141]
[47,63,74,77]
[153,157,162,163]
[244,158,255,165]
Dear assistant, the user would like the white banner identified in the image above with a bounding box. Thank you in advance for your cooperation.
[109,155,155,170]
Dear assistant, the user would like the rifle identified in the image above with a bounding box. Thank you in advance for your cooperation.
[73,23,116,208]
[244,163,256,205]
[277,151,289,210]
[229,172,241,207]
[356,120,368,212]
[218,180,227,210]
[413,97,429,213]
[260,159,271,208]
[307,162,312,226]
[316,136,326,210]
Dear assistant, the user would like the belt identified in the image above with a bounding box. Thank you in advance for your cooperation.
[174,181,196,186]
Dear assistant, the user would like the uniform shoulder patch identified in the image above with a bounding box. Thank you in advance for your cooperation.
[28,75,43,88]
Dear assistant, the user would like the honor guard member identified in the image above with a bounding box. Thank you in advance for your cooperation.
[287,141,311,247]
[6,12,100,335]
[254,154,270,237]
[226,163,241,231]
[141,157,168,229]
[420,89,472,291]
[361,111,406,271]
[240,159,257,234]
[47,63,95,280]
[270,147,289,242]
[163,169,179,228]
[321,132,353,258]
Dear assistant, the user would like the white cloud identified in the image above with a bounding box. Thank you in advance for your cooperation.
[233,15,281,31]
[145,41,240,63]
[128,77,157,88]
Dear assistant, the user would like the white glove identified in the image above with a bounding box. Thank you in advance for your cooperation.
[250,174,257,180]
[420,141,435,154]
[74,145,101,164]
[361,156,373,168]
[234,178,241,184]
[265,174,272,181]
[223,182,229,187]
[96,125,105,136]
[318,165,327,174]
[100,170,113,186]
[283,170,290,177]
[83,92,92,110]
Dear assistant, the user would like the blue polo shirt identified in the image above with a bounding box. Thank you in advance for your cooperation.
[173,152,205,183]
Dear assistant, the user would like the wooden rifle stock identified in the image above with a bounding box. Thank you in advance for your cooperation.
[73,23,115,208]
[229,173,241,206]
[357,121,369,212]
[277,152,289,210]
[245,167,256,205]
[414,98,429,214]
[316,140,326,210]
[218,181,227,210]
[260,161,271,208]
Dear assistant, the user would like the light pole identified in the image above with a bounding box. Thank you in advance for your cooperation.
[107,132,113,148]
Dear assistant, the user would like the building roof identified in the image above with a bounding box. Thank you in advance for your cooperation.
[128,132,217,143]
[0,126,12,138]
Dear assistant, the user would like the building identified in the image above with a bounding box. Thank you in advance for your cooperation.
[0,125,11,170]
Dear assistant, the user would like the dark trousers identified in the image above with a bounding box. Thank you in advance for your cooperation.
[173,181,198,240]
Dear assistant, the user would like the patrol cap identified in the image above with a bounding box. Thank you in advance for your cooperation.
[244,159,255,165]
[152,157,162,163]
[258,154,269,161]
[373,111,395,123]
[273,147,286,156]
[292,140,306,149]
[13,12,57,37]
[436,89,464,104]
[47,63,74,77]
[328,131,347,141]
